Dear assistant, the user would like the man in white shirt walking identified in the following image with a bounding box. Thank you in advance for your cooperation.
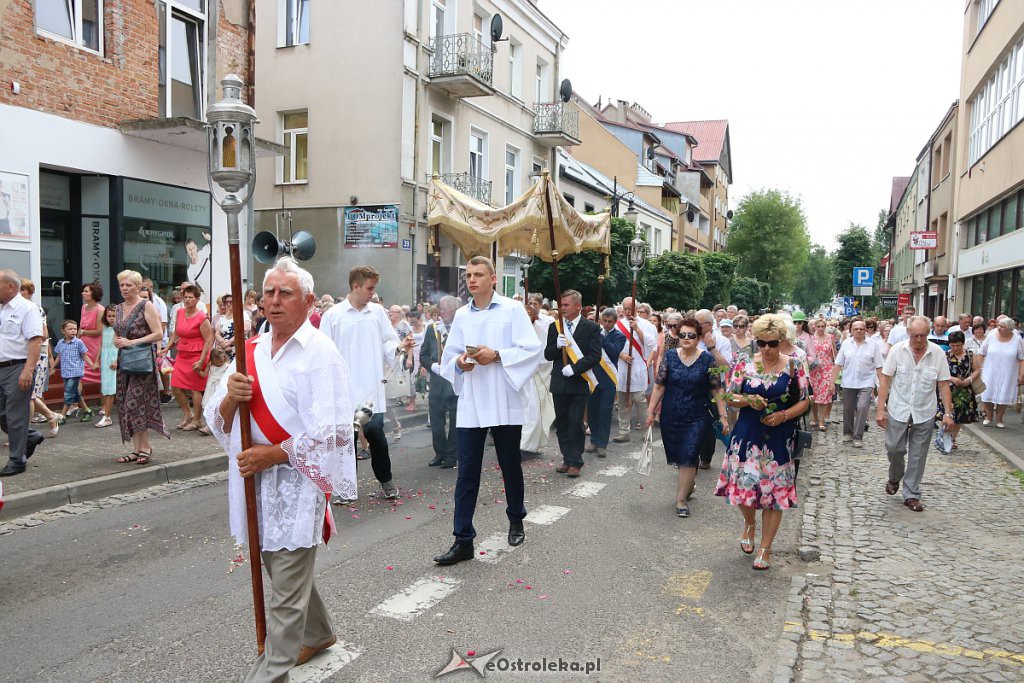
[0,270,44,477]
[612,297,658,443]
[433,257,542,565]
[886,304,916,346]
[320,266,409,502]
[835,319,885,448]
[876,317,954,512]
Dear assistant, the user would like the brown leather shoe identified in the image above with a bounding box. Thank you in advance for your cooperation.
[885,480,899,495]
[296,634,337,666]
[555,465,570,474]
[903,498,924,512]
[566,466,582,478]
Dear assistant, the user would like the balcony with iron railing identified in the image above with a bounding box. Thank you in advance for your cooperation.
[431,172,493,206]
[533,102,581,147]
[428,33,496,98]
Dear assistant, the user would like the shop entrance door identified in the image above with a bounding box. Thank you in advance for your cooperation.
[39,209,76,344]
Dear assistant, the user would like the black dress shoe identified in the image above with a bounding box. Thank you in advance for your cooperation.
[25,430,44,459]
[508,521,525,547]
[428,457,444,467]
[434,542,474,565]
[0,462,26,477]
[440,460,457,469]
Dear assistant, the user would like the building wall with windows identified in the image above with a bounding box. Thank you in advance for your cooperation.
[954,0,1024,317]
[891,171,918,296]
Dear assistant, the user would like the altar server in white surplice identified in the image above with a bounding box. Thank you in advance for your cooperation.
[432,256,543,566]
[206,257,356,682]
[520,293,555,454]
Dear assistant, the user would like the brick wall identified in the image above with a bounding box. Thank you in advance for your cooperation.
[0,0,249,128]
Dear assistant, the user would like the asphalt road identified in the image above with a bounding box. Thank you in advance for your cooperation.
[0,426,798,682]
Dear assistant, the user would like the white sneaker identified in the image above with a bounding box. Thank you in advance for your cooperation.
[94,416,112,428]
[852,440,863,449]
[842,435,852,442]
[982,419,991,426]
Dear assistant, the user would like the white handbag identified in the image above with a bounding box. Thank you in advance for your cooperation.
[636,426,654,476]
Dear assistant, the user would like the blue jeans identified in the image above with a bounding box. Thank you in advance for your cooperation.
[63,376,83,405]
[453,424,526,544]
[587,385,616,448]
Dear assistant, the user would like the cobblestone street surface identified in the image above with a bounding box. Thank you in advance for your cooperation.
[777,418,1024,681]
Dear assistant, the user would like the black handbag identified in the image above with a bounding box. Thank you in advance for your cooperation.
[118,302,155,375]
[787,359,813,461]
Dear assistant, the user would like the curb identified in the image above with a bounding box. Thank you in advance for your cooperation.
[963,423,1024,472]
[1,410,430,520]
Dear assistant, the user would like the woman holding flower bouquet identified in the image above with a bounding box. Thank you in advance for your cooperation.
[716,314,809,570]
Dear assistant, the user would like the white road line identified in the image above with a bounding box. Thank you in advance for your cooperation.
[289,642,364,683]
[525,504,572,525]
[475,531,516,564]
[372,576,462,622]
[565,481,607,498]
[598,465,630,477]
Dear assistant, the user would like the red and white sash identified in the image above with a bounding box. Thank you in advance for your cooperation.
[616,320,647,361]
[245,336,337,545]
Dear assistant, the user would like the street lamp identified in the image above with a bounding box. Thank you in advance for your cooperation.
[205,74,266,655]
[624,224,647,400]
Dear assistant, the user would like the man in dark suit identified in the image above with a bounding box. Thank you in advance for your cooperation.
[587,308,626,457]
[545,289,602,478]
[420,295,462,469]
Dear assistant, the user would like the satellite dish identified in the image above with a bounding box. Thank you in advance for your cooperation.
[490,14,503,43]
[252,231,285,264]
[290,230,317,261]
[686,210,696,223]
[559,78,572,103]
[726,210,734,220]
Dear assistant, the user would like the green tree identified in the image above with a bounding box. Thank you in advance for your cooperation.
[731,276,770,312]
[872,208,889,262]
[698,251,738,309]
[726,189,810,300]
[527,217,644,306]
[644,251,706,311]
[791,245,833,313]
[831,223,876,300]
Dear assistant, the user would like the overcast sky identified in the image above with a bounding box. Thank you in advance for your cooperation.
[540,0,964,249]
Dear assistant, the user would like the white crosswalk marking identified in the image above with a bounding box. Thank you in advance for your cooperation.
[289,642,364,683]
[476,531,516,564]
[598,465,630,477]
[565,481,607,498]
[372,576,462,622]
[525,504,572,525]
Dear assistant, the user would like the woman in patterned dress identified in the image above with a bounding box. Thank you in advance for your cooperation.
[716,314,810,570]
[79,282,104,391]
[808,318,836,431]
[113,270,169,465]
[936,330,979,448]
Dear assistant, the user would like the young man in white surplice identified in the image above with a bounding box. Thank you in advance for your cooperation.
[432,256,543,566]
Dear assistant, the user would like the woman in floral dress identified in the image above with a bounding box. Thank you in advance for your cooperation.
[716,314,810,570]
[936,330,979,448]
[808,318,836,431]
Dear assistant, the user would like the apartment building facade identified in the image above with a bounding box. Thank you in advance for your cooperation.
[251,0,575,303]
[954,0,1024,321]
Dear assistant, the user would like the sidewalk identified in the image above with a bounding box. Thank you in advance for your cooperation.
[964,407,1024,472]
[776,418,1024,681]
[1,402,427,519]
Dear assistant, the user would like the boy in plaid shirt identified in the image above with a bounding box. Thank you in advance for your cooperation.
[53,320,97,423]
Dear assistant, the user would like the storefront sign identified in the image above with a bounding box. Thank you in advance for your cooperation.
[81,218,110,291]
[897,292,912,310]
[38,172,70,212]
[0,171,31,240]
[910,231,937,249]
[879,295,899,308]
[344,205,399,248]
[123,179,211,225]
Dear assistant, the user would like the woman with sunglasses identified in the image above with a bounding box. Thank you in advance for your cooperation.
[716,314,809,570]
[647,318,729,518]
[730,314,756,360]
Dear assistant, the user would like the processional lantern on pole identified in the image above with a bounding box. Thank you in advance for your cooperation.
[206,74,267,655]
[625,215,646,403]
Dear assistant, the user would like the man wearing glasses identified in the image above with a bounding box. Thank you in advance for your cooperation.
[834,319,884,448]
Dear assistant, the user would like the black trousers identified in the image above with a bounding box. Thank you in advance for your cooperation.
[359,413,392,484]
[698,424,717,467]
[553,392,588,468]
[428,393,458,464]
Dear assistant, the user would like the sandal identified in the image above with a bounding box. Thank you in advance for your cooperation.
[181,419,199,431]
[136,449,153,465]
[753,547,772,570]
[739,523,756,554]
[177,417,190,429]
[676,507,690,518]
[818,424,827,432]
[116,452,141,464]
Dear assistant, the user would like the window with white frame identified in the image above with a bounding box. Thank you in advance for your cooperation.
[473,13,485,47]
[532,156,544,177]
[158,1,205,119]
[36,0,103,53]
[504,145,521,204]
[469,130,487,181]
[968,33,1024,165]
[280,0,309,47]
[430,0,445,40]
[535,59,549,103]
[508,39,523,99]
[976,0,1000,35]
[429,115,450,176]
[280,111,308,184]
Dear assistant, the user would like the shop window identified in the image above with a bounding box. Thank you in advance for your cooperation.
[158,1,205,119]
[997,270,1012,316]
[984,273,997,319]
[281,111,308,184]
[1015,268,1024,320]
[36,0,102,53]
[972,275,984,318]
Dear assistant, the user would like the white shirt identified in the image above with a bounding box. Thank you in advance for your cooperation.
[151,293,169,344]
[204,321,357,551]
[0,294,43,361]
[835,337,885,389]
[887,322,909,346]
[615,316,658,392]
[881,340,952,424]
[440,292,543,428]
[320,298,399,414]
[699,329,735,366]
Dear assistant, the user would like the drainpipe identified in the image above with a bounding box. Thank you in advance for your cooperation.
[409,0,426,304]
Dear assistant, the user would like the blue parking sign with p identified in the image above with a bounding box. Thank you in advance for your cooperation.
[853,267,874,287]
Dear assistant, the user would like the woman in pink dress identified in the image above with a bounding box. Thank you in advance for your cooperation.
[80,283,104,388]
[158,284,213,430]
[807,318,836,431]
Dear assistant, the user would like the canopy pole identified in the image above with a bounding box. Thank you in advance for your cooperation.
[542,173,568,364]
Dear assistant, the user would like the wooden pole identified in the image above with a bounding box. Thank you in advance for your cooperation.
[227,209,267,655]
[542,174,568,364]
[626,269,637,404]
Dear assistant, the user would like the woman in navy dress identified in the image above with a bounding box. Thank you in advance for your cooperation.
[716,314,810,570]
[647,318,730,519]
